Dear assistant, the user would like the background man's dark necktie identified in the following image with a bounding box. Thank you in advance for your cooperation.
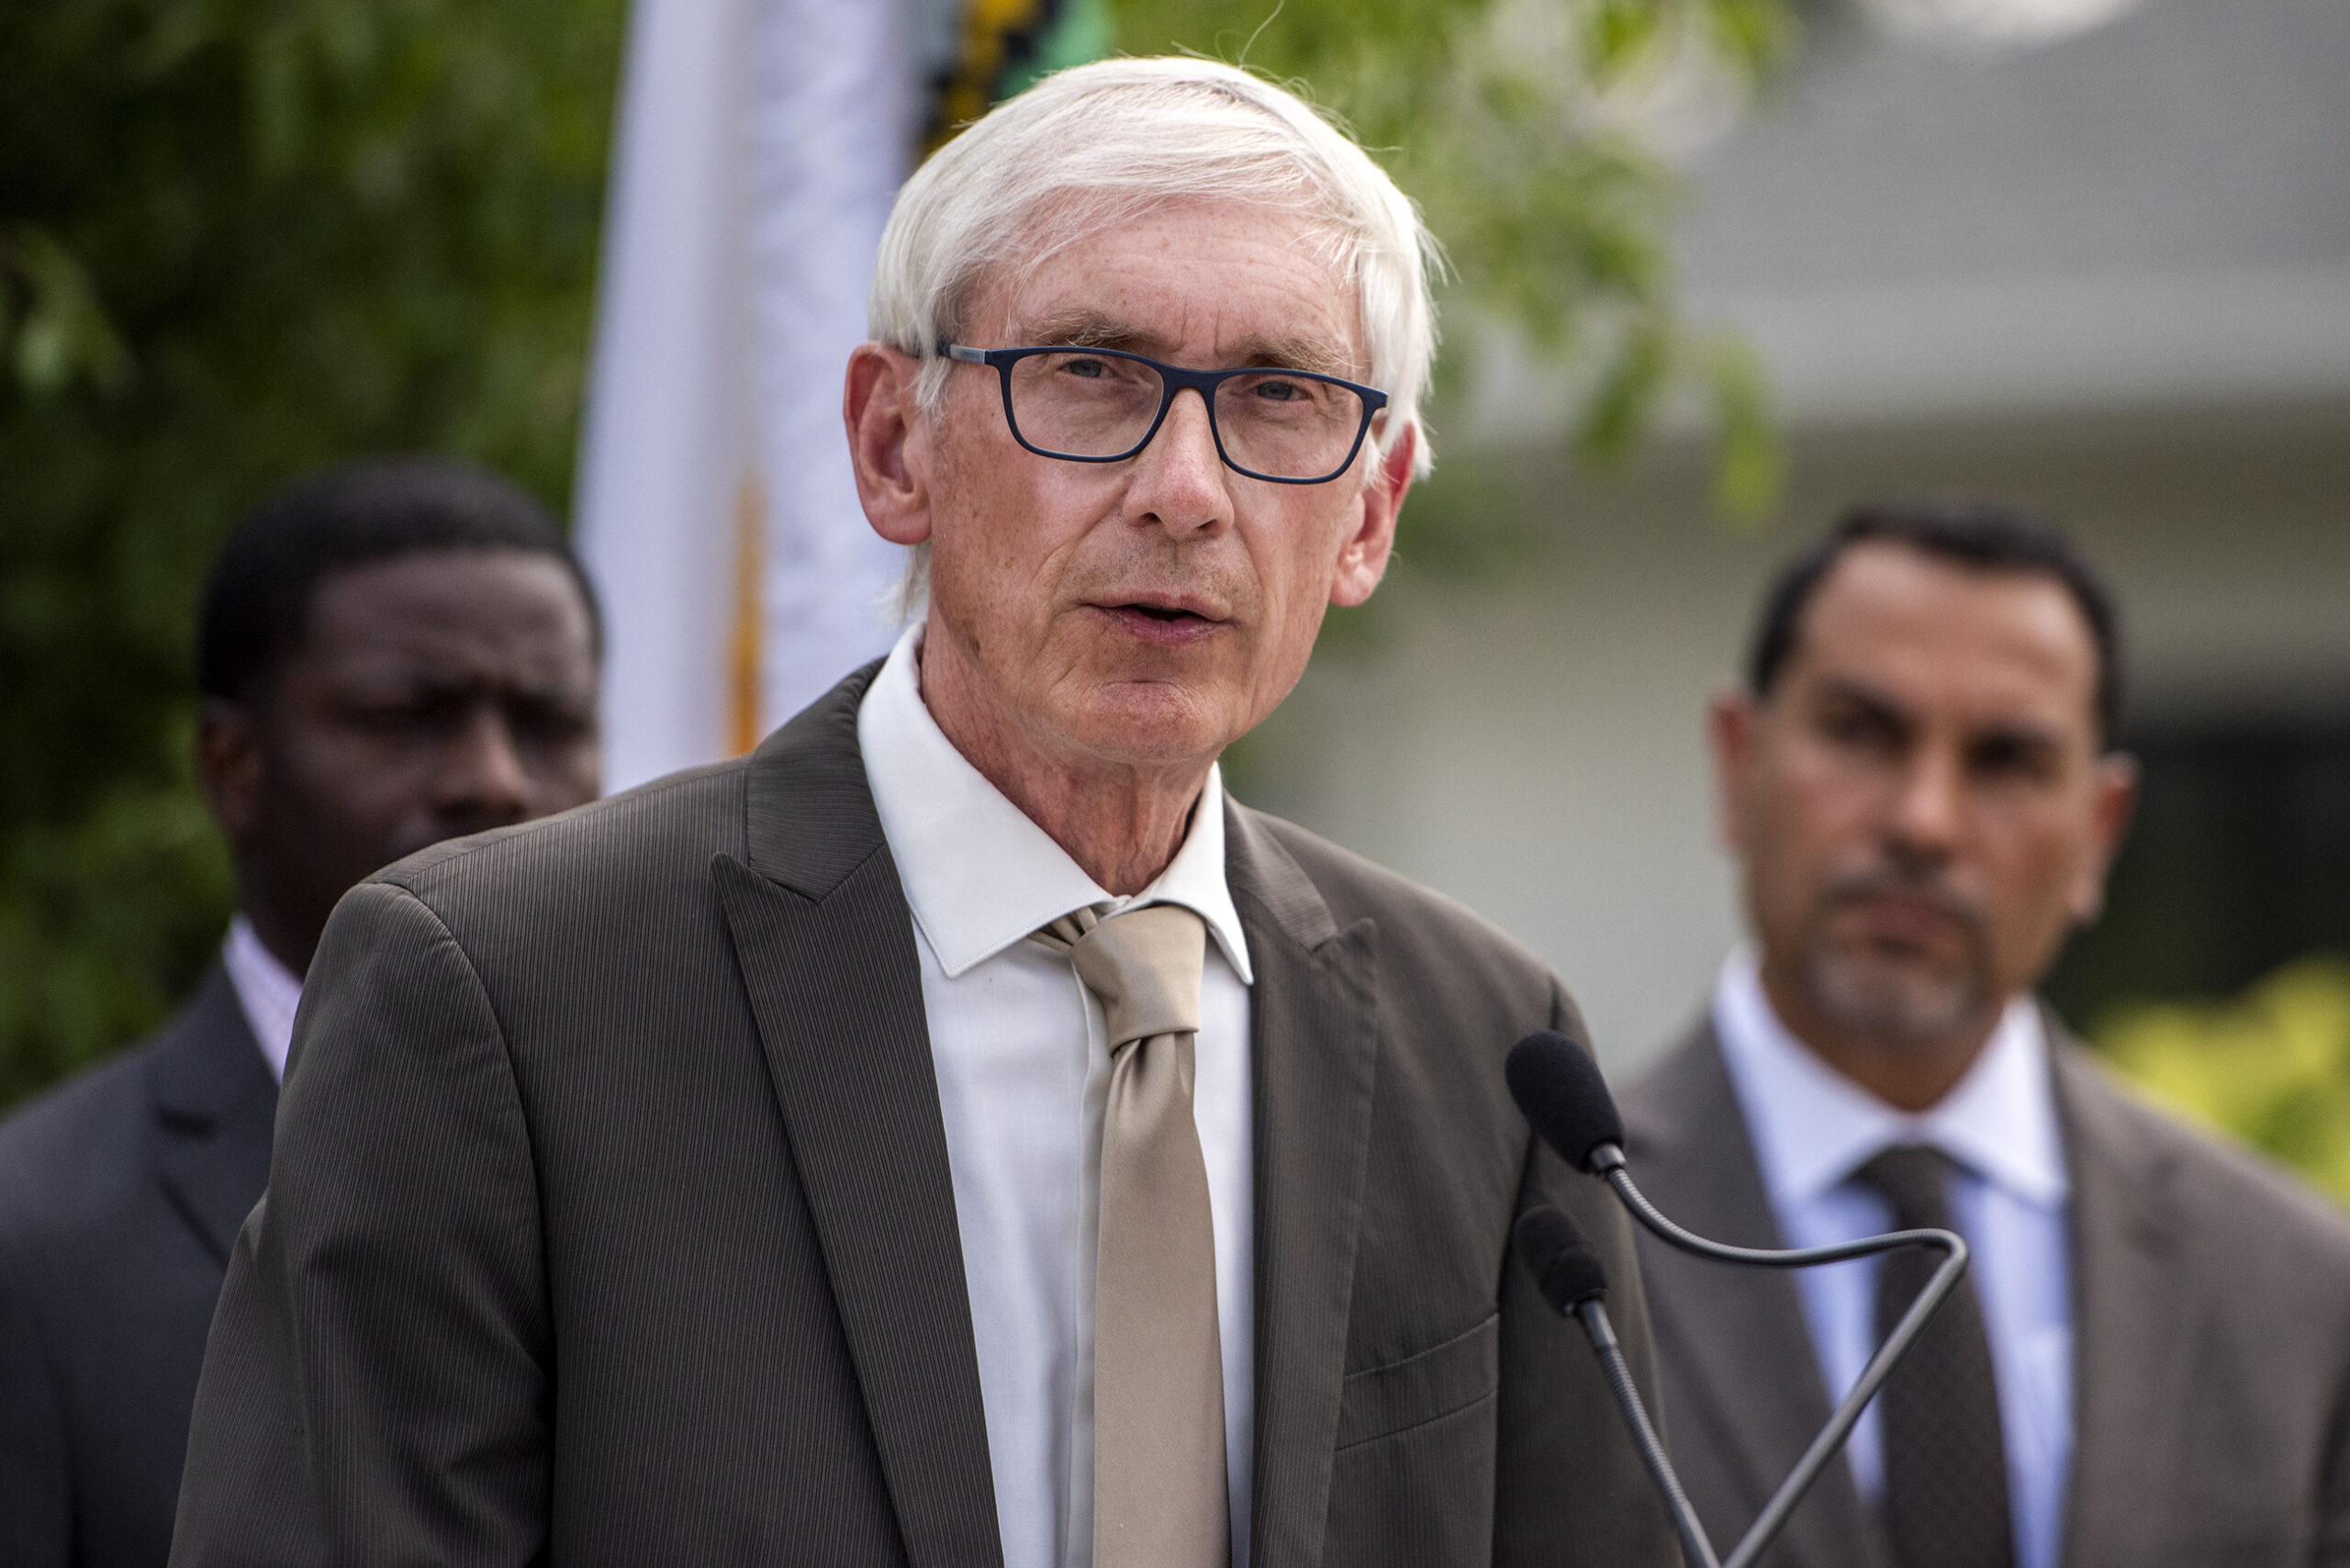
[1854,1145,2016,1568]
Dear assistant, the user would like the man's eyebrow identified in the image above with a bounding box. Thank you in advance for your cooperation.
[1813,674,2072,756]
[1226,335,1361,379]
[1968,717,2068,758]
[1811,674,1915,729]
[1022,310,1152,351]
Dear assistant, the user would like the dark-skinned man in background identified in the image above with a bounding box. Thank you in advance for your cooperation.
[0,457,602,1568]
[1624,502,2350,1568]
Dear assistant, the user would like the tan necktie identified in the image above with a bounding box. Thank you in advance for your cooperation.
[1033,904,1230,1568]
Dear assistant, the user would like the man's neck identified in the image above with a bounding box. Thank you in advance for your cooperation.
[916,638,1214,898]
[234,886,320,980]
[1757,960,1999,1114]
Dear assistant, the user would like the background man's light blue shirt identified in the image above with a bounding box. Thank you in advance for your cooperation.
[1712,951,2074,1568]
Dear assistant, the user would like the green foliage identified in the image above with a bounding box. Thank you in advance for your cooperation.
[1108,0,1793,516]
[0,0,624,1108]
[2095,954,2350,1206]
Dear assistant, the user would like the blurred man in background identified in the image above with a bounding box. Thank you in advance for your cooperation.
[1624,502,2350,1568]
[0,457,602,1568]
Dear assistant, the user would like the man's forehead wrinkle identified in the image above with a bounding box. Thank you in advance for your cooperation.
[990,208,1367,373]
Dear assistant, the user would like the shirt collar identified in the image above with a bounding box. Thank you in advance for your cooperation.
[856,623,1254,984]
[223,913,304,1083]
[1711,946,2066,1213]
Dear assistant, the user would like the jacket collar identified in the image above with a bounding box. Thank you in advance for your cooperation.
[1624,1020,1893,1568]
[723,663,1005,1568]
[148,961,278,1264]
[1223,802,1377,1568]
[2048,1017,2188,1568]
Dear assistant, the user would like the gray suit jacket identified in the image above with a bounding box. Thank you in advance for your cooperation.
[1623,1018,2350,1568]
[0,965,277,1568]
[171,664,1679,1568]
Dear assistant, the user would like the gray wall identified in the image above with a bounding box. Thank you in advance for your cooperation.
[1248,0,2350,1072]
[1242,409,2350,1073]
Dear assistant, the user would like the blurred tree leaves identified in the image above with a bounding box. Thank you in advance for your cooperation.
[1109,0,1796,519]
[2097,954,2350,1207]
[0,0,623,1107]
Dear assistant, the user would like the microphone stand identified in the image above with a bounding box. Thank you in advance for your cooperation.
[1570,1290,1724,1568]
[1592,1142,1969,1568]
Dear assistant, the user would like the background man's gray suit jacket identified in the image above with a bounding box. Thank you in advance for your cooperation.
[1623,1019,2350,1568]
[0,965,276,1568]
[170,665,1680,1568]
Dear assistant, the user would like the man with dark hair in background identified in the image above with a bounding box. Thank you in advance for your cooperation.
[1624,501,2350,1568]
[0,457,603,1568]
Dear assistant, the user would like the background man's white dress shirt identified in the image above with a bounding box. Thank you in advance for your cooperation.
[859,625,1255,1568]
[1712,950,2074,1568]
[223,913,301,1083]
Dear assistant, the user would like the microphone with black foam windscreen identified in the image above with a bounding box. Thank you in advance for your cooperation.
[1516,1204,1721,1568]
[1506,1029,1973,1568]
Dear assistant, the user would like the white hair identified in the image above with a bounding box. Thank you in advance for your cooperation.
[868,56,1441,619]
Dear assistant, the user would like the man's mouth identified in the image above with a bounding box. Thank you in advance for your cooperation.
[1846,896,1959,947]
[1094,595,1225,641]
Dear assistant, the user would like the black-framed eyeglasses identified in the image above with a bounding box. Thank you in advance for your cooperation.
[939,342,1389,486]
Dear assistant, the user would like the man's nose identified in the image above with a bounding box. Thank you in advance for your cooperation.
[431,705,533,828]
[1885,743,1964,861]
[1125,388,1231,537]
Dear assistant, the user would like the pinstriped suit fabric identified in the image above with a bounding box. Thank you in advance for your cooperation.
[173,664,1681,1568]
[715,847,1004,1568]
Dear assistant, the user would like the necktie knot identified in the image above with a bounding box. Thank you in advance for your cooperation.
[1068,904,1207,1047]
[1854,1143,1957,1231]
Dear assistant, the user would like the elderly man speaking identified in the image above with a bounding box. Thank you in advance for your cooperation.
[173,60,1674,1568]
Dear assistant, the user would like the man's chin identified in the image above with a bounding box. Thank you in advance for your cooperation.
[1806,955,1989,1047]
[1058,685,1237,771]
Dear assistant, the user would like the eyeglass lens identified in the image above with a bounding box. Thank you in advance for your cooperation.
[1005,352,1366,480]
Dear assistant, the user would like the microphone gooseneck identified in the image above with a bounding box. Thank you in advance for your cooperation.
[1506,1030,1975,1568]
[1515,1205,1721,1568]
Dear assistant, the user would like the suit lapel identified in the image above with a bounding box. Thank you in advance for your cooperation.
[2051,1030,2189,1568]
[1225,804,1380,1568]
[1628,1025,1890,1568]
[149,964,279,1266]
[714,664,1004,1568]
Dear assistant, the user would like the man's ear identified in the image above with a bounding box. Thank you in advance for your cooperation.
[2069,750,2141,924]
[845,342,933,547]
[1329,422,1416,609]
[196,697,263,851]
[1707,689,1761,857]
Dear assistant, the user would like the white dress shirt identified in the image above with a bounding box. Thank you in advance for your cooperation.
[1711,950,2073,1568]
[858,625,1256,1568]
[222,913,303,1083]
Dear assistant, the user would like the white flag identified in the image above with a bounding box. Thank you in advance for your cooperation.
[576,0,914,791]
